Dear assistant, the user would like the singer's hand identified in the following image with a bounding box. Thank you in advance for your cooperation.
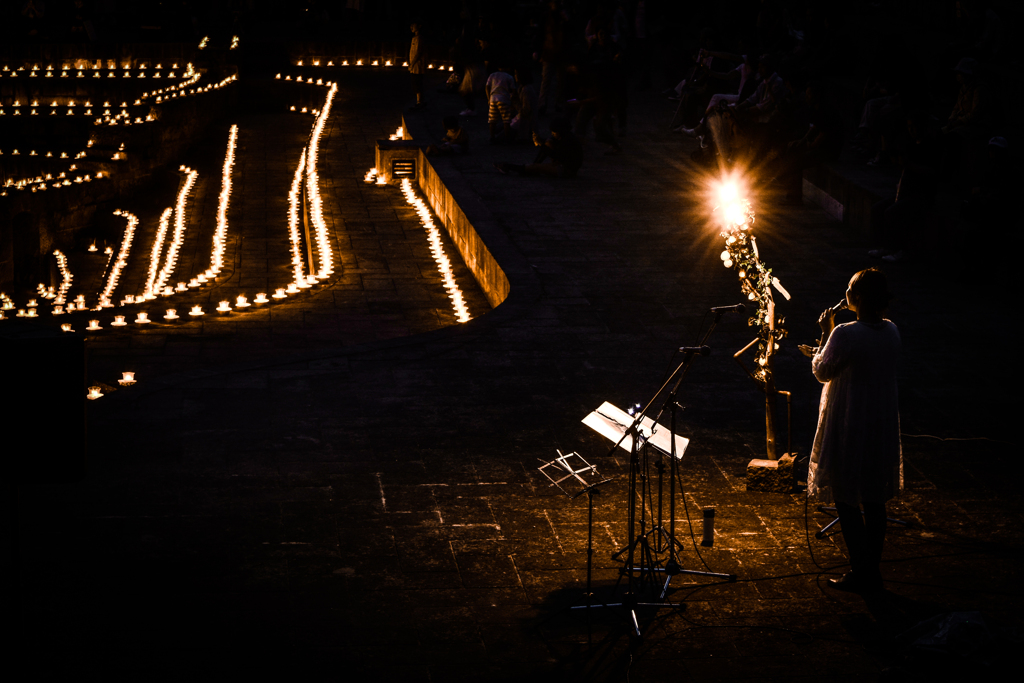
[798,344,817,358]
[818,307,836,336]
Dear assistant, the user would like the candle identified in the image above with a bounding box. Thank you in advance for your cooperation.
[60,323,73,332]
[87,320,101,330]
[27,299,37,307]
[235,295,250,308]
[111,315,126,326]
[52,305,64,315]
[188,278,200,287]
[285,283,300,294]
[189,306,204,316]
[118,372,136,386]
[176,282,187,292]
[87,386,103,400]
[272,289,287,299]
[135,312,150,323]
[88,243,98,252]
[164,309,178,320]
[254,293,269,304]
[216,300,232,312]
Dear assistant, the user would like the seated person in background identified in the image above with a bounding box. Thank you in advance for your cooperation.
[868,109,940,263]
[672,51,757,133]
[425,116,469,156]
[943,58,989,137]
[493,117,583,177]
[485,65,517,143]
[511,67,542,146]
[774,80,844,201]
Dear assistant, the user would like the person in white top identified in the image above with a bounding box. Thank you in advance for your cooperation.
[799,268,902,593]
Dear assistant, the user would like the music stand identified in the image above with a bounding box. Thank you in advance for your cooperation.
[538,450,613,645]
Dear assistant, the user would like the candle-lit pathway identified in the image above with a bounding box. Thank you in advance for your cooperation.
[71,78,488,384]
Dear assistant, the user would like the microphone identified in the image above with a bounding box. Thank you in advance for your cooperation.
[710,304,746,313]
[679,345,711,356]
[831,299,848,312]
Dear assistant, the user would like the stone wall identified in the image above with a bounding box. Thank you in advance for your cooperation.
[398,116,510,310]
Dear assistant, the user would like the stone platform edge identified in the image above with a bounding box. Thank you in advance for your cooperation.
[401,114,539,313]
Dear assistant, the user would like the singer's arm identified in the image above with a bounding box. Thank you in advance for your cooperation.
[817,306,836,347]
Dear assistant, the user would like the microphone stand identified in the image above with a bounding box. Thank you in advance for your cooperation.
[601,309,739,638]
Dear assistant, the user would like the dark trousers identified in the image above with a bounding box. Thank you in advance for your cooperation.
[836,502,887,578]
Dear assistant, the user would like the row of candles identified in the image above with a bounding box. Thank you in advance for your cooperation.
[1,70,186,79]
[203,124,238,282]
[287,147,311,287]
[148,167,198,300]
[2,61,189,73]
[1,149,86,158]
[305,83,338,281]
[4,287,303,324]
[295,58,454,71]
[97,210,138,308]
[399,178,471,323]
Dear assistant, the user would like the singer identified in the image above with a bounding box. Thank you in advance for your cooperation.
[799,268,902,593]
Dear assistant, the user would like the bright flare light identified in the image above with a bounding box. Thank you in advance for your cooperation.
[399,178,471,323]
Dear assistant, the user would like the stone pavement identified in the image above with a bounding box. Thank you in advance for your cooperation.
[13,69,1021,681]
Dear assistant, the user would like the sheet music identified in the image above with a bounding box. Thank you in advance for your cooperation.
[582,401,689,459]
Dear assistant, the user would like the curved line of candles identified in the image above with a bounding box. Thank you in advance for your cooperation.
[53,249,73,306]
[202,123,238,280]
[287,147,308,288]
[143,208,173,298]
[305,83,337,281]
[152,166,199,296]
[399,178,471,323]
[97,210,138,308]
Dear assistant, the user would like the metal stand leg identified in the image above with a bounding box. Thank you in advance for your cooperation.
[815,505,911,539]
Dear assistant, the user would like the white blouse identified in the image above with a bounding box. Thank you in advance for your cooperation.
[807,320,903,504]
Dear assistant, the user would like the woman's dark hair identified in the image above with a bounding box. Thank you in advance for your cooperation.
[849,268,892,314]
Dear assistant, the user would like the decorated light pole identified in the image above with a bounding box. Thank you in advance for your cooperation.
[713,180,791,460]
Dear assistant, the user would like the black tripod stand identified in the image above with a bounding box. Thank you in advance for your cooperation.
[538,451,613,645]
[585,309,741,638]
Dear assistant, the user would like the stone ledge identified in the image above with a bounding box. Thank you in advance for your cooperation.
[401,113,540,313]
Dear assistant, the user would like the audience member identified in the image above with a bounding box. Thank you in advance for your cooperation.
[408,22,426,110]
[775,80,844,201]
[536,0,570,115]
[494,117,583,177]
[425,116,469,156]
[869,110,941,263]
[485,65,517,143]
[511,68,542,146]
